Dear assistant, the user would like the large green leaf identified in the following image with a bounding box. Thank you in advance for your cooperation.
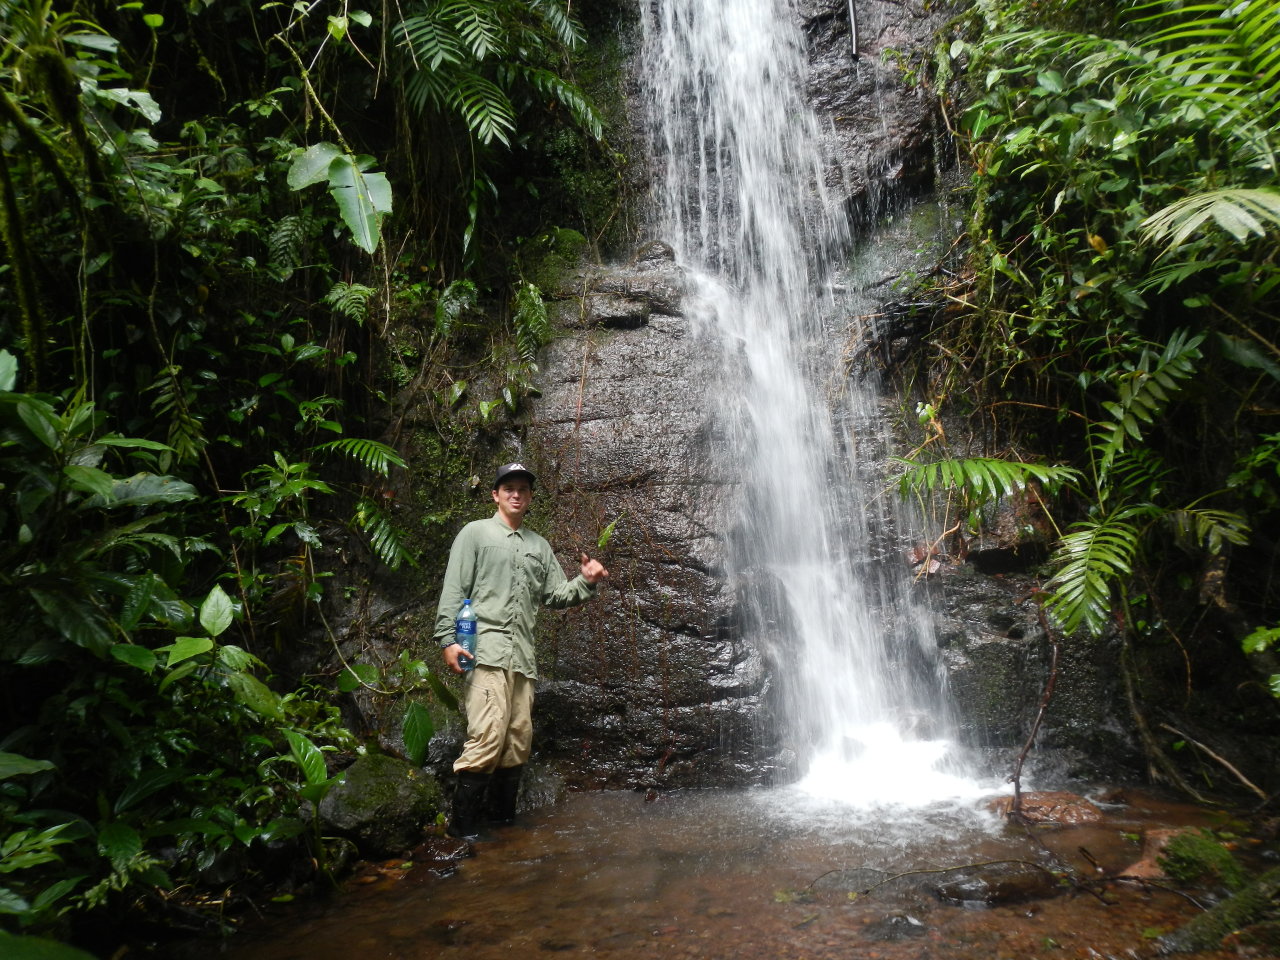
[226,671,283,720]
[0,349,16,391]
[0,753,55,781]
[287,142,343,189]
[198,584,235,637]
[402,701,434,767]
[109,643,157,674]
[96,822,142,868]
[0,931,98,959]
[81,473,197,509]
[326,155,392,254]
[155,636,213,667]
[282,730,327,787]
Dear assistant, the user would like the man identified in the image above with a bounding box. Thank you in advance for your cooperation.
[434,462,609,839]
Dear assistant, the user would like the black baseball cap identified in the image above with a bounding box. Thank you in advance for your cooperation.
[493,462,536,488]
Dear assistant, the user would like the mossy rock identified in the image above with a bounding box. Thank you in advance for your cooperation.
[518,228,592,295]
[317,753,444,857]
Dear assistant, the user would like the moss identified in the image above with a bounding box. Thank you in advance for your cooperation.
[517,227,592,294]
[1158,829,1247,891]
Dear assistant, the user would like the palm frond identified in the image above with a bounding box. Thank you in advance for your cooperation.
[397,12,465,71]
[315,437,407,476]
[1128,0,1280,133]
[526,0,584,49]
[448,71,516,145]
[402,60,454,116]
[1106,448,1172,502]
[895,456,1081,506]
[1044,508,1146,636]
[1089,330,1204,484]
[1165,505,1250,554]
[502,63,603,140]
[438,0,506,61]
[1142,187,1280,249]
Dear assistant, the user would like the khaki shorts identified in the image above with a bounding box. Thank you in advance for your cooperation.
[453,665,535,773]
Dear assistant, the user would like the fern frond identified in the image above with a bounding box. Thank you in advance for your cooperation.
[268,214,315,275]
[1089,330,1204,483]
[512,282,550,363]
[434,278,478,340]
[1044,508,1146,636]
[315,437,407,477]
[147,365,205,466]
[1165,506,1250,554]
[322,281,376,323]
[895,456,1081,506]
[355,496,416,570]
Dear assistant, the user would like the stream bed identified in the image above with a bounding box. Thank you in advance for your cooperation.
[187,786,1250,960]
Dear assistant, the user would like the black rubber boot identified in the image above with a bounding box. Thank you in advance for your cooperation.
[488,764,524,825]
[447,770,491,839]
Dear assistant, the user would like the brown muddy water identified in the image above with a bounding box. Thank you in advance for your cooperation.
[189,787,1253,960]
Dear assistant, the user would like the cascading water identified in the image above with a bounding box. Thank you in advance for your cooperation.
[641,0,987,808]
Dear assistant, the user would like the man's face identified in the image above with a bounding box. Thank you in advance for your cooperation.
[492,478,533,527]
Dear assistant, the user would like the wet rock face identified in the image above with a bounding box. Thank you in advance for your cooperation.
[799,0,951,207]
[937,568,1140,779]
[523,254,783,788]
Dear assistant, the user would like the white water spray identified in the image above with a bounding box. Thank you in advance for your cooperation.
[641,0,988,808]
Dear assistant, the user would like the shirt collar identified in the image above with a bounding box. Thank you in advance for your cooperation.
[486,513,525,537]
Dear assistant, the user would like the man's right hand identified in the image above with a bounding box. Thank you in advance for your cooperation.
[442,642,471,674]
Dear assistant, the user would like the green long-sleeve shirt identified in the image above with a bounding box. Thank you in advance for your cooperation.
[433,514,597,679]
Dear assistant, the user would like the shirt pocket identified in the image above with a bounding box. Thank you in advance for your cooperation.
[518,547,547,594]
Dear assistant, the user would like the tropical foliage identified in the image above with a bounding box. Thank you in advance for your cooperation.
[905,0,1280,718]
[0,0,617,947]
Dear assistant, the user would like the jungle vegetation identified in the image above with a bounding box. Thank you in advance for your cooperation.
[0,0,629,951]
[6,0,1280,951]
[901,0,1280,794]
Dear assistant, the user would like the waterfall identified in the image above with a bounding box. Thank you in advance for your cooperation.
[640,0,983,807]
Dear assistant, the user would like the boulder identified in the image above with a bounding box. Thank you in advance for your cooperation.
[317,754,444,857]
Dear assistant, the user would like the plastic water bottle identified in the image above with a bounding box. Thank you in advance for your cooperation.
[455,599,477,671]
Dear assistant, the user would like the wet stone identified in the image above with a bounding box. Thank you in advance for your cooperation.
[933,862,1062,907]
[988,791,1104,824]
[863,913,928,941]
[411,835,472,864]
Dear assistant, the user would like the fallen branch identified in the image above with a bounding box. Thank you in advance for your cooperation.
[1158,723,1267,802]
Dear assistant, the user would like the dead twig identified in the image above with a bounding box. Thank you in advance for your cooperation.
[1158,723,1267,802]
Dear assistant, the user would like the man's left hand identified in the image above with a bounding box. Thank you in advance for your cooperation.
[580,552,610,584]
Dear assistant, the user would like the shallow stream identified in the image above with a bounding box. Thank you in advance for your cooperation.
[192,786,1245,960]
